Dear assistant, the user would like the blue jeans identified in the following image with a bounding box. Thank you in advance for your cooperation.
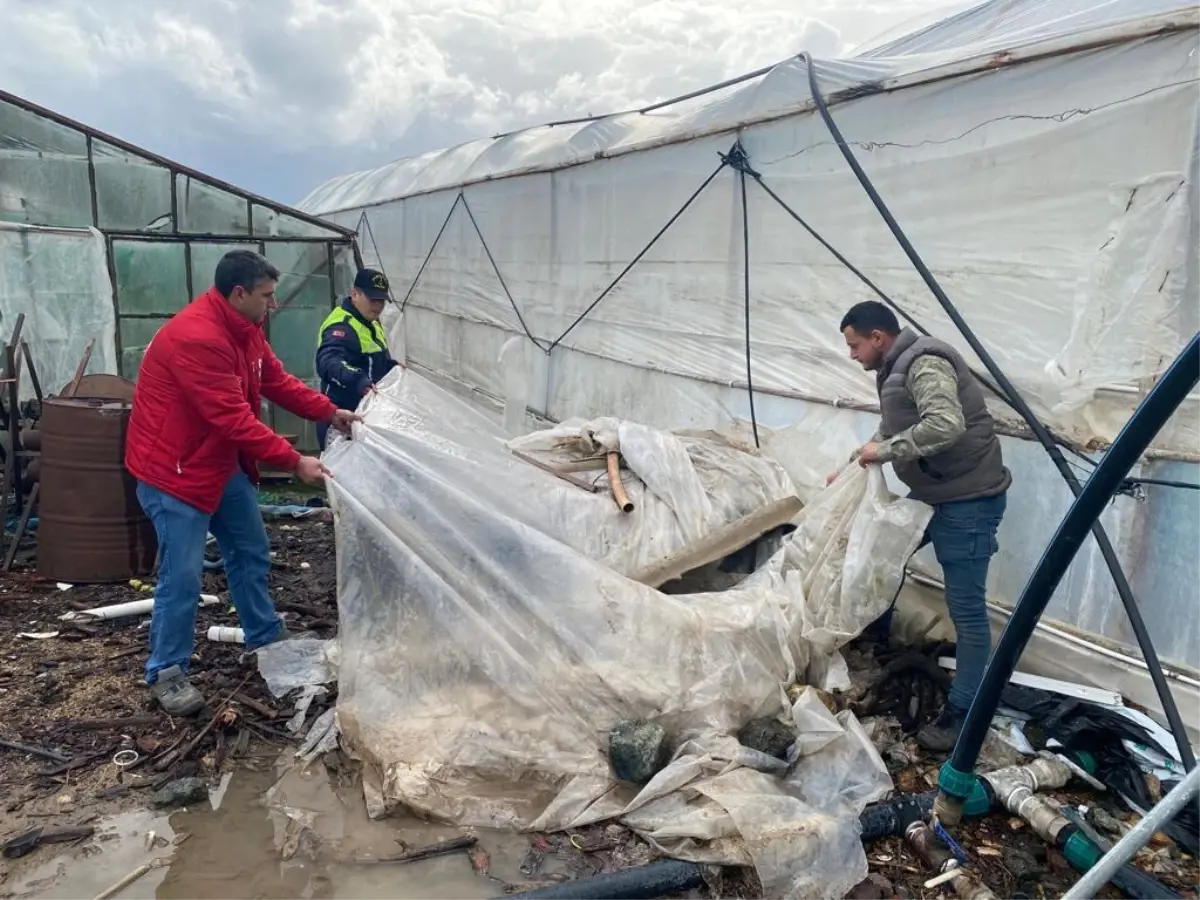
[866,492,1007,711]
[136,471,284,685]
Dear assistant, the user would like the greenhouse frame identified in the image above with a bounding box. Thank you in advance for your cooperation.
[298,0,1200,727]
[0,90,360,452]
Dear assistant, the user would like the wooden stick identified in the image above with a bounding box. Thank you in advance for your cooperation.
[606,452,634,513]
[20,341,42,405]
[2,480,37,572]
[65,339,94,398]
[63,715,160,731]
[92,858,167,900]
[233,692,278,720]
[0,738,70,763]
[509,448,601,493]
[154,674,251,771]
[355,835,477,865]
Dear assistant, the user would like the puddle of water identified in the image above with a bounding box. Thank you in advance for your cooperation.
[5,760,560,900]
[6,808,175,900]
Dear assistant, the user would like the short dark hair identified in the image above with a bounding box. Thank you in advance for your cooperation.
[840,300,900,337]
[213,250,280,298]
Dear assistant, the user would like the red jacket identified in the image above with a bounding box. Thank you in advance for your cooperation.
[125,287,336,514]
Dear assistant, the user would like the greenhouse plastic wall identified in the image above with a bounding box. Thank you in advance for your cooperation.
[298,0,1200,673]
[0,91,357,451]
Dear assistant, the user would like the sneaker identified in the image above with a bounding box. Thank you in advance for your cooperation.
[917,704,966,752]
[149,665,206,717]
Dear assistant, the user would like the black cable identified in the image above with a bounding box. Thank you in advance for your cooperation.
[459,194,549,352]
[397,193,463,312]
[1123,476,1199,491]
[949,334,1199,785]
[548,158,729,351]
[727,145,761,448]
[800,52,1196,772]
[356,210,399,306]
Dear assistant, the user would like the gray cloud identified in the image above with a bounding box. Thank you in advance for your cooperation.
[0,0,955,203]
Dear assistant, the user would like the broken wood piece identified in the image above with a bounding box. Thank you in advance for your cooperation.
[154,674,250,771]
[606,452,634,513]
[20,340,42,404]
[64,715,160,731]
[3,824,96,859]
[355,835,477,865]
[509,448,602,493]
[38,753,104,777]
[2,481,38,572]
[631,495,803,588]
[0,738,71,763]
[92,858,168,900]
[65,339,94,399]
[233,692,279,720]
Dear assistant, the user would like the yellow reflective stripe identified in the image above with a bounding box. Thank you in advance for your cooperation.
[318,307,387,354]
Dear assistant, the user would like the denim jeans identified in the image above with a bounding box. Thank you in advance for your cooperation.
[928,492,1007,710]
[136,470,284,685]
[865,492,1007,711]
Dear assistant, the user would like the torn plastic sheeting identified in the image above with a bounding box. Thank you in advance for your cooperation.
[255,638,339,699]
[322,369,930,895]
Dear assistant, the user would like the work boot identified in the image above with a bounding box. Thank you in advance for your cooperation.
[917,704,966,752]
[149,665,205,717]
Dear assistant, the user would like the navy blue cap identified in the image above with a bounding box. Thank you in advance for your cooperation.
[354,268,390,301]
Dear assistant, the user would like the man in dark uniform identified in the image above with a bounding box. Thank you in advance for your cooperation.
[314,268,399,449]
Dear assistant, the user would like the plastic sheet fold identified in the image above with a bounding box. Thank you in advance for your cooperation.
[324,367,930,896]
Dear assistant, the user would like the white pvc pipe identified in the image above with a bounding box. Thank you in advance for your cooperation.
[1061,764,1200,900]
[59,593,220,622]
[206,626,245,644]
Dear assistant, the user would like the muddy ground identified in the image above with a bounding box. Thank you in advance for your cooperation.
[0,499,1195,899]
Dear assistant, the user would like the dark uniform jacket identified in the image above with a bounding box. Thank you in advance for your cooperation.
[314,298,397,445]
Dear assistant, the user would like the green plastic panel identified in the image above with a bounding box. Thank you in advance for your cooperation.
[119,316,169,379]
[0,98,92,228]
[94,139,172,231]
[113,240,189,316]
[177,175,250,235]
[253,203,343,239]
[188,241,259,293]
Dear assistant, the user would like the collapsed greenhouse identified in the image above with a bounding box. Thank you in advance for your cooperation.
[298,0,1200,733]
[0,91,359,453]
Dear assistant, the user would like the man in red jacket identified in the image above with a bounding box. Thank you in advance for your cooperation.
[126,249,359,716]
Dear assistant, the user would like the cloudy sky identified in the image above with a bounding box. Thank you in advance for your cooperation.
[1,0,959,206]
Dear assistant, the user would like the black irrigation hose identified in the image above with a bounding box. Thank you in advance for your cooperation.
[503,790,1183,900]
[799,51,1196,773]
[504,859,704,900]
[949,334,1199,794]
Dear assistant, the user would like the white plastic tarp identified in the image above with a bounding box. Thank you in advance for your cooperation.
[0,222,118,398]
[324,367,931,896]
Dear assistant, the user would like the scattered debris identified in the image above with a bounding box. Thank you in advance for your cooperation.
[2,824,95,859]
[355,835,478,865]
[149,776,210,809]
[737,716,795,760]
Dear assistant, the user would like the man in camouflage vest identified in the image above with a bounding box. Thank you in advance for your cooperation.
[838,300,1011,751]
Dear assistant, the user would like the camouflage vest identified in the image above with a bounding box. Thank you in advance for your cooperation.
[877,328,1011,505]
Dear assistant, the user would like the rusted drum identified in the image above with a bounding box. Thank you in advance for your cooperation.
[37,397,157,583]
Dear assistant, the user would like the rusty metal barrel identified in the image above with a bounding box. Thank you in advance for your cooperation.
[37,397,157,583]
